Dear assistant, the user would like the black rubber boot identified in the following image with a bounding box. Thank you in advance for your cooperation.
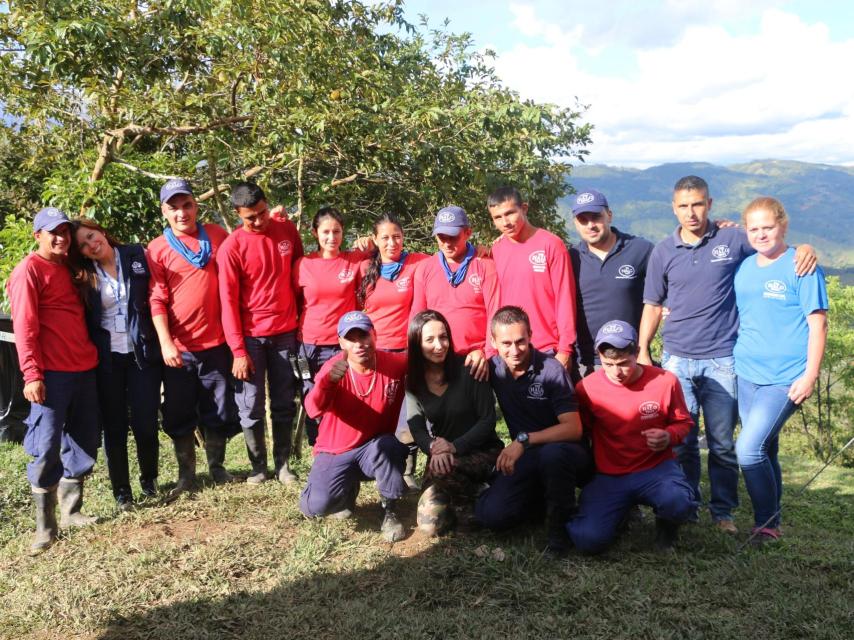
[29,487,58,556]
[655,518,680,552]
[243,424,268,484]
[403,445,420,492]
[272,421,298,485]
[164,433,197,503]
[545,502,573,557]
[205,429,235,484]
[58,478,97,528]
[380,498,406,542]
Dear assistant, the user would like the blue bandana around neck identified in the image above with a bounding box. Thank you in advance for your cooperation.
[440,243,475,287]
[380,251,409,281]
[164,224,212,269]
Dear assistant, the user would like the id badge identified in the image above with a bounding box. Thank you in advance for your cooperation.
[115,314,128,333]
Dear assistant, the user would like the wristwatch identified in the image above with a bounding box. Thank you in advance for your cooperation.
[515,431,530,450]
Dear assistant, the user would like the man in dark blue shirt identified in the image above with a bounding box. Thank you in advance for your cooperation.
[569,189,653,379]
[475,306,592,555]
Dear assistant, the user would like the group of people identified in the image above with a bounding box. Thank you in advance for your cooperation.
[8,175,827,558]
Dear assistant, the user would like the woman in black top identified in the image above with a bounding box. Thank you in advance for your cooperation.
[406,310,502,535]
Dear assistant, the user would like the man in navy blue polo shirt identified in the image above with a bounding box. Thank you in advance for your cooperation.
[475,305,592,555]
[638,175,815,533]
[569,189,653,380]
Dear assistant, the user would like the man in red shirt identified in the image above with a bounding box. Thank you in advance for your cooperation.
[411,205,498,380]
[217,182,304,484]
[7,207,100,554]
[299,311,409,542]
[568,320,697,552]
[148,179,239,500]
[487,186,577,371]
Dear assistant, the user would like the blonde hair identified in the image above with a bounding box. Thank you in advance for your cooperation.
[741,196,789,227]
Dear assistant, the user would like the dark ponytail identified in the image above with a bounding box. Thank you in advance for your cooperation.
[358,213,403,308]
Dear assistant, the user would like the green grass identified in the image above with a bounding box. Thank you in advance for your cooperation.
[1,433,853,640]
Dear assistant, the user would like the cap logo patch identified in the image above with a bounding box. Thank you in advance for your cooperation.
[343,312,363,323]
[47,210,59,217]
[602,322,623,334]
[529,250,547,273]
[576,193,595,205]
[527,382,545,399]
[617,264,636,279]
[278,240,292,255]
[163,179,183,190]
[639,401,661,420]
[437,211,456,223]
[711,244,731,261]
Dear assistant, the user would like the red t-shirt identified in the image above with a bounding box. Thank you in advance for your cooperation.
[217,219,304,357]
[306,350,408,455]
[294,251,366,345]
[410,254,500,356]
[7,254,99,382]
[576,366,693,475]
[360,252,429,350]
[492,228,577,355]
[147,223,228,352]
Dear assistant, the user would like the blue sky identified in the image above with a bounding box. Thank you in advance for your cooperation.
[403,1,854,168]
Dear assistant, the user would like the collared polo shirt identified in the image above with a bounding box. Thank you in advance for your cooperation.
[570,228,653,365]
[489,348,578,439]
[643,222,753,359]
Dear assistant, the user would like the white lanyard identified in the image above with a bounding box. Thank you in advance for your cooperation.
[95,249,125,313]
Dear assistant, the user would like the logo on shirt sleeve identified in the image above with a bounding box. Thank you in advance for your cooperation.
[467,273,483,292]
[763,280,787,300]
[529,251,547,273]
[395,276,412,292]
[527,382,546,400]
[338,267,355,284]
[616,264,637,279]
[278,240,292,256]
[711,244,731,262]
[639,401,661,420]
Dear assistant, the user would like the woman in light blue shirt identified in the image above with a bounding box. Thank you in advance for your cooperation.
[733,197,828,544]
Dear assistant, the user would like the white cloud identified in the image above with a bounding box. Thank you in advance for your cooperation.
[494,5,854,167]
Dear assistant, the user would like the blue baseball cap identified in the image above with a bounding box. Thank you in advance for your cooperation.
[33,207,71,233]
[432,205,470,236]
[594,320,638,351]
[337,311,374,337]
[572,189,609,216]
[159,179,194,204]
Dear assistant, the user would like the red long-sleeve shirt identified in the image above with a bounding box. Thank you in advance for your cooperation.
[294,251,365,345]
[360,253,429,351]
[7,254,98,382]
[492,228,577,355]
[216,219,304,358]
[306,351,408,455]
[147,223,229,352]
[410,254,500,357]
[576,366,693,475]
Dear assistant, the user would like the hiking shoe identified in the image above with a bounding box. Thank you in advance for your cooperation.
[750,527,781,546]
[715,519,738,535]
[380,499,405,542]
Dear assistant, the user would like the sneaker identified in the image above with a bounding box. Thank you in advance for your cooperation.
[750,527,781,546]
[380,499,405,542]
[715,519,738,535]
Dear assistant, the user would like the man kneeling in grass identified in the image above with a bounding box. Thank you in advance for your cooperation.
[568,320,698,553]
[300,311,409,542]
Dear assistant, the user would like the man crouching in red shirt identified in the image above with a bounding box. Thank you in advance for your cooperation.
[7,208,100,555]
[568,320,698,552]
[299,311,409,542]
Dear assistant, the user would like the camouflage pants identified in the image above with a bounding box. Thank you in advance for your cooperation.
[416,445,502,535]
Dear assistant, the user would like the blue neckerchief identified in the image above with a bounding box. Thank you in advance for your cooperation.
[439,243,475,288]
[164,225,211,269]
[380,251,409,281]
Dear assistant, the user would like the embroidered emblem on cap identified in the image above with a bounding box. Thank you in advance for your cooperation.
[601,322,624,334]
[576,192,595,205]
[529,251,547,273]
[343,312,363,322]
[436,211,456,223]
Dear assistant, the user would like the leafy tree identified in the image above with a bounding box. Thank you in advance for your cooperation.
[0,0,591,260]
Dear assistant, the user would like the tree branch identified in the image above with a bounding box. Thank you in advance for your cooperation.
[112,160,180,181]
[107,115,252,138]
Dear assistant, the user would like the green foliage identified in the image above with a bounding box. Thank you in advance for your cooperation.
[0,215,35,313]
[793,277,854,466]
[0,0,591,256]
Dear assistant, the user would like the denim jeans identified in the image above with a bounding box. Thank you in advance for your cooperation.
[661,352,739,521]
[736,378,797,529]
[300,343,341,445]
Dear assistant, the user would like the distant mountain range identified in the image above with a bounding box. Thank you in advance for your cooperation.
[561,160,854,269]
